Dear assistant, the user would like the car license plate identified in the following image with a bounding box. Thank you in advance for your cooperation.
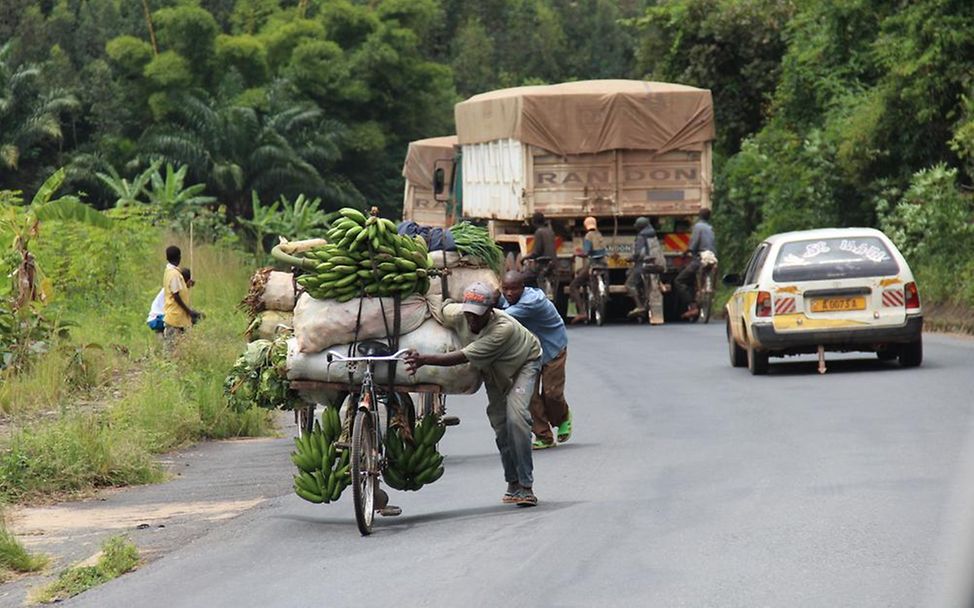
[810,296,866,312]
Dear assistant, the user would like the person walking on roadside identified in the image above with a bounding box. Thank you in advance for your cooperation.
[568,216,607,324]
[404,282,542,507]
[675,208,717,320]
[499,271,572,450]
[148,267,196,334]
[626,216,665,324]
[162,246,200,351]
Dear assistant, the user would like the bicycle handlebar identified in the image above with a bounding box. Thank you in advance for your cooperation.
[325,349,410,364]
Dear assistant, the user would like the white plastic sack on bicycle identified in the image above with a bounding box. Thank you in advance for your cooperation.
[249,310,292,342]
[260,271,296,312]
[293,293,431,353]
[286,319,482,395]
[430,250,490,269]
[426,267,500,300]
[700,250,718,266]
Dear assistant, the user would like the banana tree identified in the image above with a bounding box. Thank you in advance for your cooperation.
[0,168,111,310]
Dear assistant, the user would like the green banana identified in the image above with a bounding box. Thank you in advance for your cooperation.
[339,208,367,224]
[295,485,324,504]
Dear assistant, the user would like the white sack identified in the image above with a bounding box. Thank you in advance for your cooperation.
[250,311,293,342]
[286,320,482,395]
[293,293,431,354]
[260,271,296,311]
[426,266,500,300]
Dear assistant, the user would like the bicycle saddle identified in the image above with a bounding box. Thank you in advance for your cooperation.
[534,256,552,263]
[357,340,394,357]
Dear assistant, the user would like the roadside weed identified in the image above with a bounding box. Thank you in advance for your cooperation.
[30,536,139,604]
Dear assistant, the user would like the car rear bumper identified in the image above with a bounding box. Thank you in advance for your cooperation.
[751,316,923,353]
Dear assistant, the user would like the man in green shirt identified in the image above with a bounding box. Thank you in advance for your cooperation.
[405,282,542,507]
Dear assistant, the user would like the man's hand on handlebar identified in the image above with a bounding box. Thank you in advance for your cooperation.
[403,349,424,375]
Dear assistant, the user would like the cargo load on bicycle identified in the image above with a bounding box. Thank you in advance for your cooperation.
[244,207,504,534]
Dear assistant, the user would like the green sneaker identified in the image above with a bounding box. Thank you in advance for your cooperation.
[556,412,573,443]
[532,438,556,450]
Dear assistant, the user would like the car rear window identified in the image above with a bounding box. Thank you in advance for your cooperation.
[772,237,900,282]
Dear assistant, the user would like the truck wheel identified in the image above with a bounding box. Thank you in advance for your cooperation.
[727,319,746,368]
[746,338,769,375]
[899,337,923,368]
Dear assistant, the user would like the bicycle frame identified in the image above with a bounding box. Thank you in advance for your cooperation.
[326,348,410,446]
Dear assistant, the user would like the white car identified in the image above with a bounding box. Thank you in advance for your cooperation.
[724,228,923,375]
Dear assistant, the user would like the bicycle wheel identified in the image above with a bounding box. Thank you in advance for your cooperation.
[699,276,713,324]
[350,408,377,536]
[593,275,607,326]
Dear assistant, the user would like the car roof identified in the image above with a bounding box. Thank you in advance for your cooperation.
[763,227,890,246]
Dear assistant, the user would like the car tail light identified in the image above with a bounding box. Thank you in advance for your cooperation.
[756,291,772,317]
[904,282,921,310]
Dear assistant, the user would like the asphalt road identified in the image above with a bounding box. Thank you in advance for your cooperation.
[66,325,974,608]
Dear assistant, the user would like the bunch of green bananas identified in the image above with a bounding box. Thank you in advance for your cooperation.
[292,407,351,504]
[382,414,446,491]
[295,207,434,301]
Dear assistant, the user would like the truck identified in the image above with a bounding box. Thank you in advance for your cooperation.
[401,135,458,228]
[406,80,716,319]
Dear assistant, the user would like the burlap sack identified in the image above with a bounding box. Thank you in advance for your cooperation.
[286,320,482,395]
[293,293,431,354]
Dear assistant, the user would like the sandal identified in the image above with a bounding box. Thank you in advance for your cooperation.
[556,412,572,443]
[532,438,556,450]
[512,485,538,507]
[502,482,519,504]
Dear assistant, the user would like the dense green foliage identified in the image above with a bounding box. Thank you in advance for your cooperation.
[2,0,973,306]
[637,0,974,305]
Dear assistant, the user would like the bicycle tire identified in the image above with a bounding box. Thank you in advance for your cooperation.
[594,275,607,326]
[351,408,376,536]
[699,275,713,323]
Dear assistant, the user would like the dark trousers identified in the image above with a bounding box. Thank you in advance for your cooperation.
[531,348,570,442]
[675,258,701,312]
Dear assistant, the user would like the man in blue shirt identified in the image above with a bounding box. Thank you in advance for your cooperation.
[499,271,572,449]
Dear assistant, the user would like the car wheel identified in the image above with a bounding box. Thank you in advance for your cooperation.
[746,338,769,375]
[727,318,746,368]
[899,337,923,368]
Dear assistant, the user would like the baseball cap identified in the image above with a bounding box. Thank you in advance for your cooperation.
[461,281,496,315]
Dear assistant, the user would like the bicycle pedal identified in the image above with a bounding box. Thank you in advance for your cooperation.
[441,416,460,427]
[377,506,402,517]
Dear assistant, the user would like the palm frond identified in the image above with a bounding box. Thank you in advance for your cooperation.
[33,197,112,230]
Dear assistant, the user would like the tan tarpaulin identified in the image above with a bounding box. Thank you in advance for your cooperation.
[402,135,458,186]
[455,80,715,156]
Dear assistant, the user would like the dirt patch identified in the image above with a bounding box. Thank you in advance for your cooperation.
[925,302,974,335]
[11,499,265,548]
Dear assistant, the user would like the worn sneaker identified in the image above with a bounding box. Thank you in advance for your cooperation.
[556,411,573,444]
[502,482,519,504]
[511,485,538,507]
[532,438,556,450]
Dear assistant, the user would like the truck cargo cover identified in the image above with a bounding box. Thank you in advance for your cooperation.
[402,135,458,186]
[455,80,715,156]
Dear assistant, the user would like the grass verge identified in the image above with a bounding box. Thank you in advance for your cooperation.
[0,516,48,582]
[0,235,274,503]
[30,536,138,604]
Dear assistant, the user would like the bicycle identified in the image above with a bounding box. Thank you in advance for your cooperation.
[326,341,416,536]
[524,256,557,302]
[632,260,665,324]
[694,261,718,324]
[586,257,609,326]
